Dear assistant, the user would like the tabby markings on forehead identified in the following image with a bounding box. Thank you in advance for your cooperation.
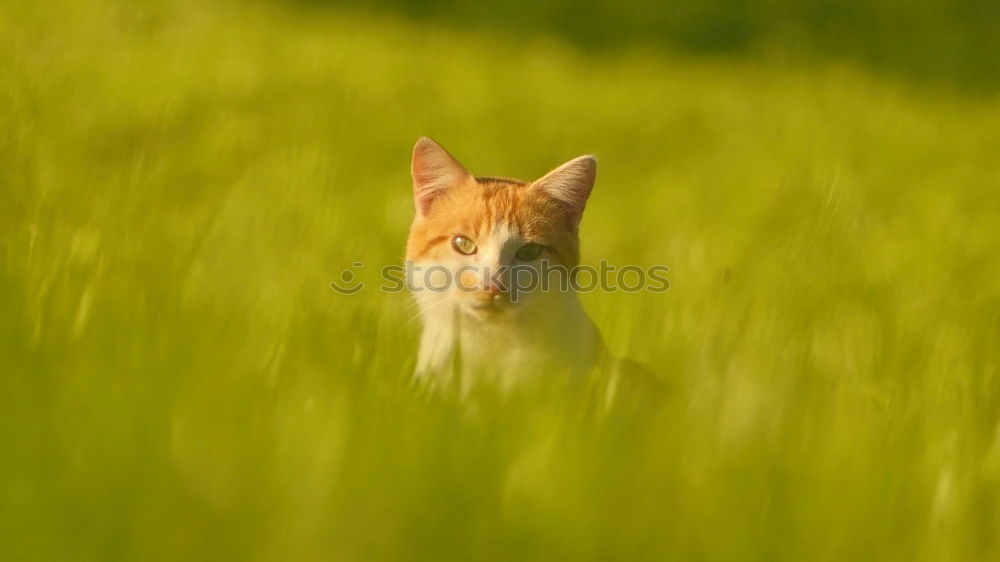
[475,176,526,187]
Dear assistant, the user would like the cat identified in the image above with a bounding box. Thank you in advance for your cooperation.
[406,137,660,399]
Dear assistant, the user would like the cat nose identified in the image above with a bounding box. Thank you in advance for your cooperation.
[471,277,505,304]
[482,274,506,295]
[484,284,501,297]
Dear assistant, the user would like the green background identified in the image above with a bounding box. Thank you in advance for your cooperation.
[2,0,998,560]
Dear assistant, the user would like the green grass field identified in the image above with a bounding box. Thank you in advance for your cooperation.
[2,1,999,560]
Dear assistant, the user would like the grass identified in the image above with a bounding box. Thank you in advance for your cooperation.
[2,0,999,560]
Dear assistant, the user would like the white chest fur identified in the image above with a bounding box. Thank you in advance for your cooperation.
[413,290,600,389]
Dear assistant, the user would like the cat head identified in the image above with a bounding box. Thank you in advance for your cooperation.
[406,137,596,320]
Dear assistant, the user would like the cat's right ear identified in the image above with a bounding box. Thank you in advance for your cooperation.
[411,137,472,216]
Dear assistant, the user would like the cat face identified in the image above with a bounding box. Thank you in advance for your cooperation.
[406,137,596,320]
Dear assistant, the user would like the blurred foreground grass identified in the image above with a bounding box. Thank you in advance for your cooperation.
[2,0,999,560]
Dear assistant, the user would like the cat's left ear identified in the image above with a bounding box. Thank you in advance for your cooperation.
[411,137,473,216]
[531,155,597,226]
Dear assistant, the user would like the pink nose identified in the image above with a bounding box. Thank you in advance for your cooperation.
[481,273,506,295]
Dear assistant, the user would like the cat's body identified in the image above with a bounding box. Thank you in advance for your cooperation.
[412,260,603,387]
[406,138,654,396]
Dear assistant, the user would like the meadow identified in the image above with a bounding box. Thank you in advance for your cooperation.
[2,0,999,560]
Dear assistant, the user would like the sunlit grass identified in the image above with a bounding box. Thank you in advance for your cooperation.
[2,0,999,560]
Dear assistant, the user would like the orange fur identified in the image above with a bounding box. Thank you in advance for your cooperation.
[406,137,605,384]
[406,176,579,268]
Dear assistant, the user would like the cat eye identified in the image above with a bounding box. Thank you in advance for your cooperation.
[451,235,477,255]
[514,243,543,261]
